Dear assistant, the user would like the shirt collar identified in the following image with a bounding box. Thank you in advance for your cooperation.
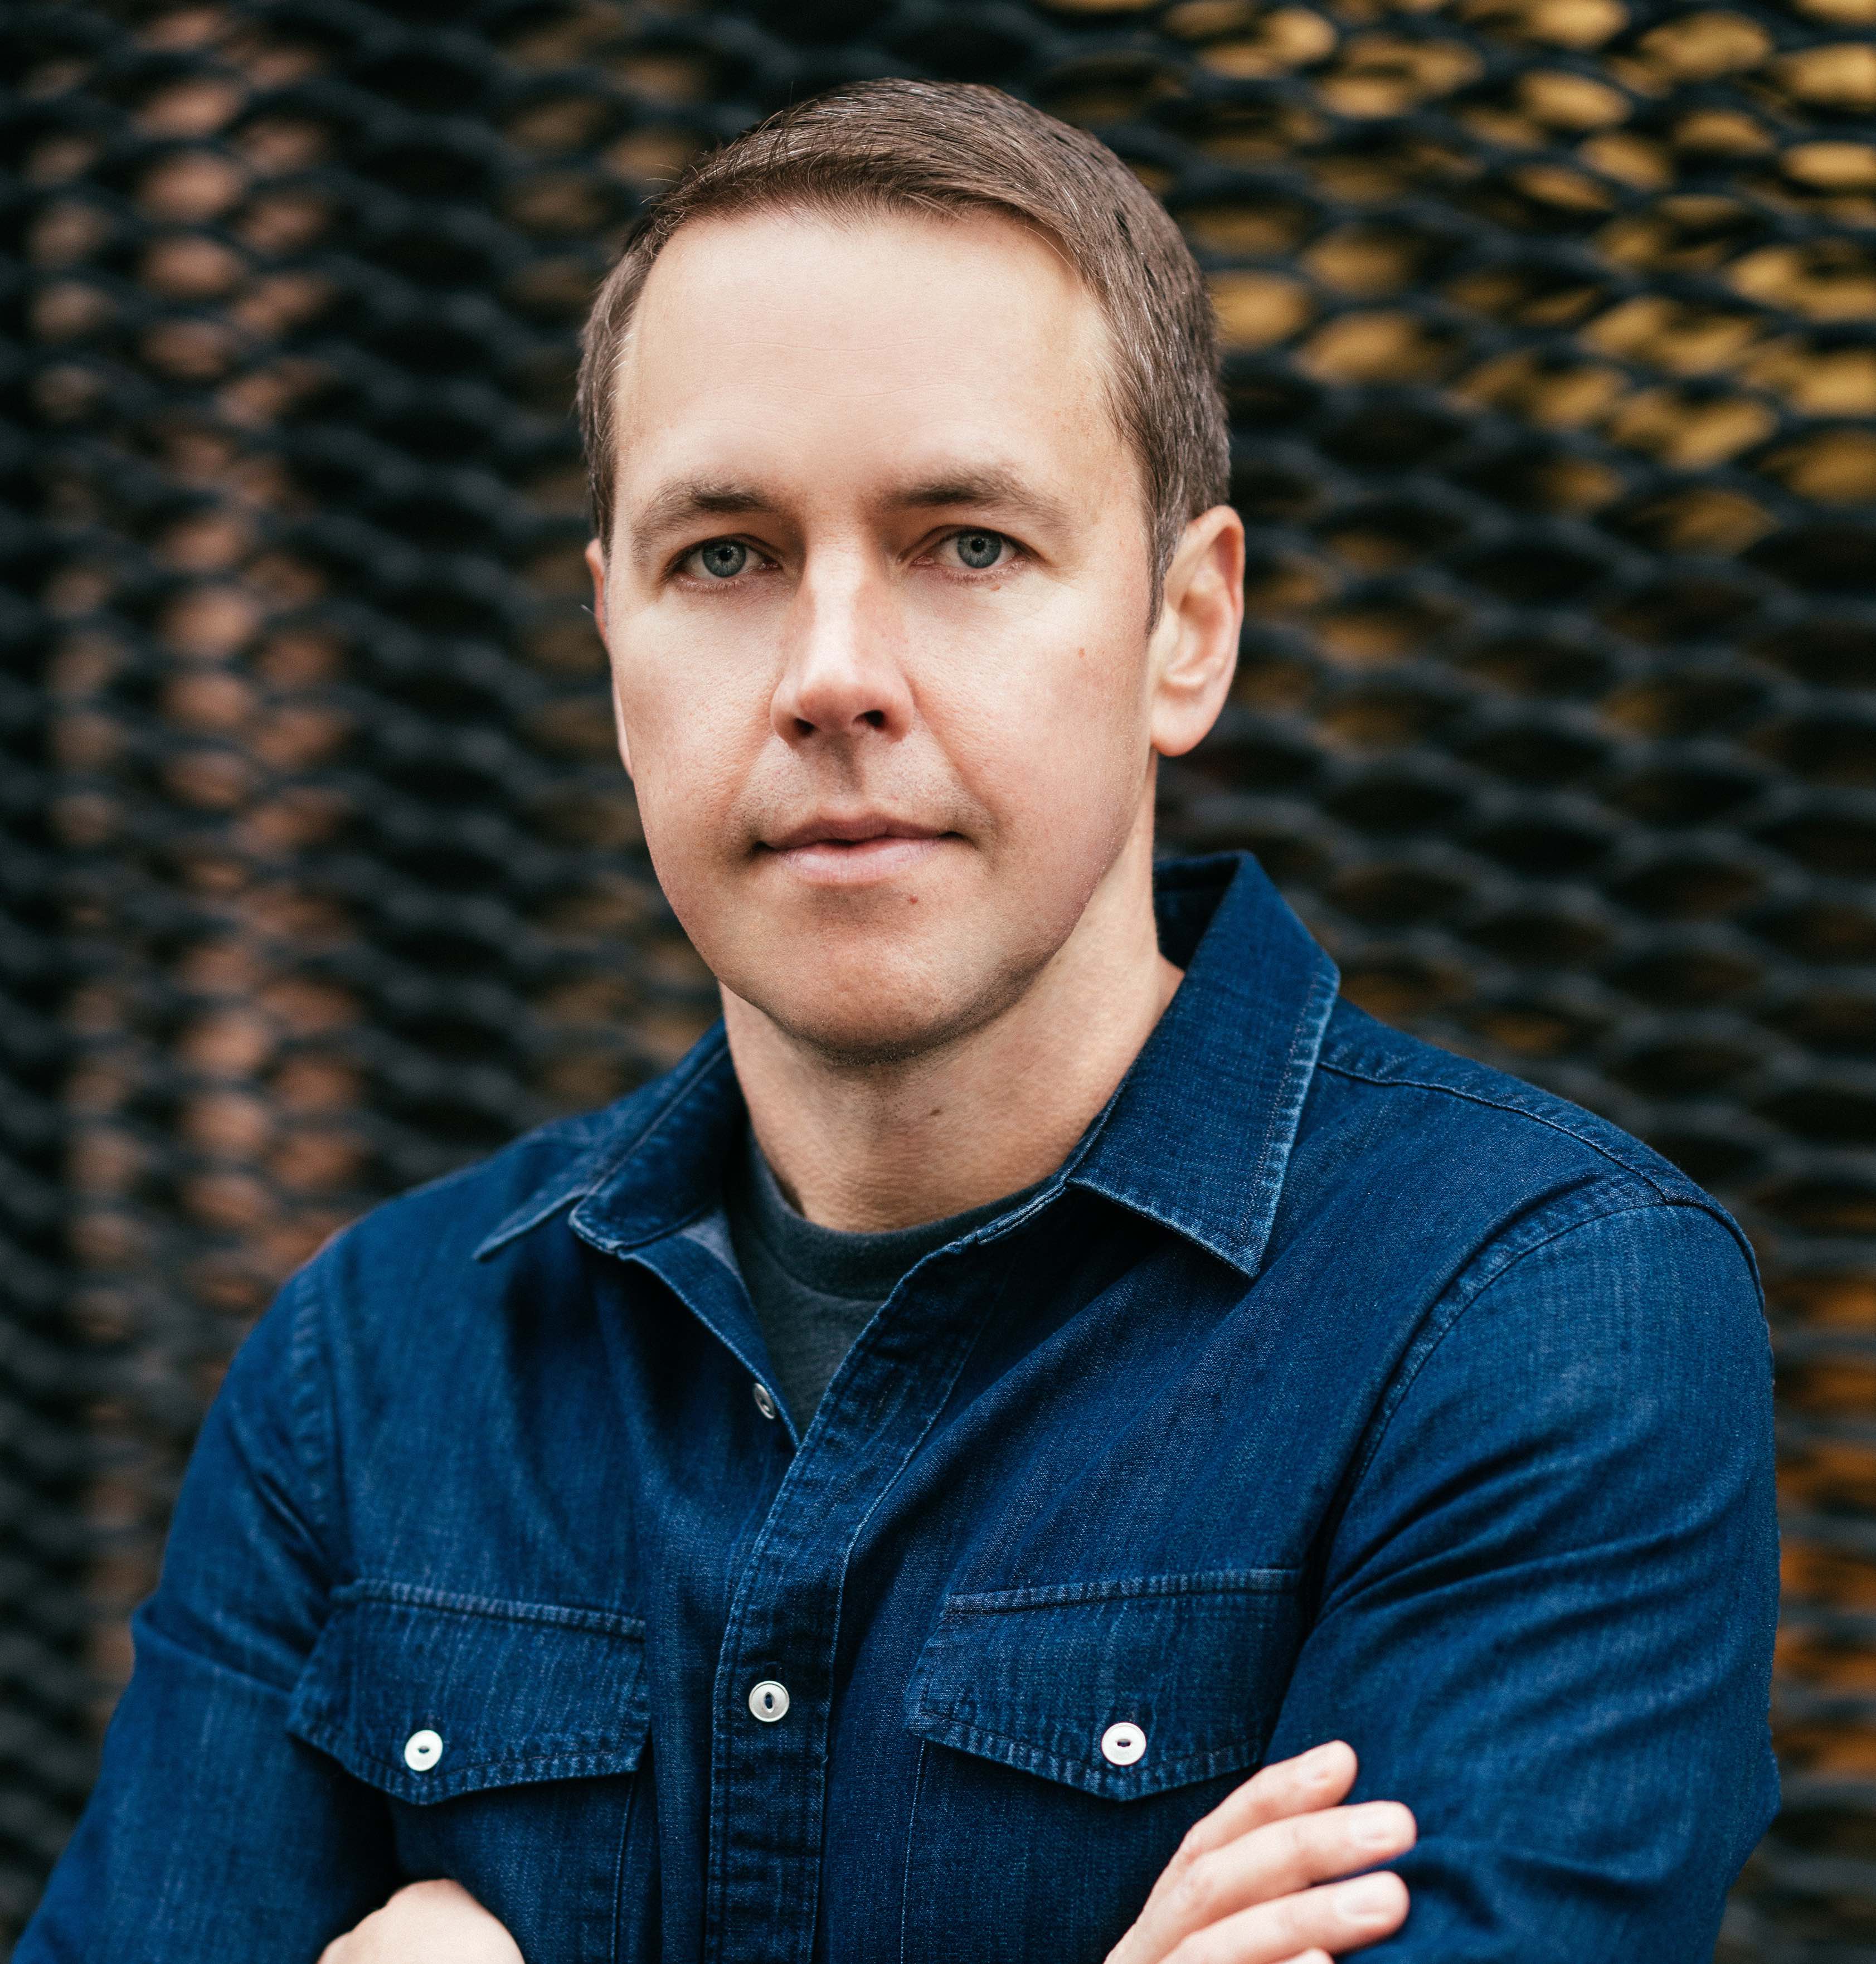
[1066,851,1339,1276]
[474,850,1338,1277]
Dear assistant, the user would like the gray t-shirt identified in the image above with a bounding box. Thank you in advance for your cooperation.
[723,1124,1046,1430]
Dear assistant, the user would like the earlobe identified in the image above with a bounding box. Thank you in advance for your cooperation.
[1148,505,1246,761]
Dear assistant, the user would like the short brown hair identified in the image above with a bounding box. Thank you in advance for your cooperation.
[575,78,1228,604]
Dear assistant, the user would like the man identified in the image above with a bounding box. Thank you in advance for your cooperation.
[21,78,1777,1964]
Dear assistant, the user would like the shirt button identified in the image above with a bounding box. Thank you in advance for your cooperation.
[748,1679,790,1723]
[404,1728,444,1772]
[1101,1721,1146,1767]
[752,1381,779,1422]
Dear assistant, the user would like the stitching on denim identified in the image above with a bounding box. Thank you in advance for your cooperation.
[287,1257,337,1568]
[344,1734,645,1773]
[1236,954,1341,1266]
[567,1024,730,1193]
[317,1739,649,1792]
[897,1739,930,1964]
[1064,952,1339,1278]
[701,1242,1017,1953]
[1317,1051,1680,1200]
[942,1568,1301,1611]
[907,1714,1257,1796]
[572,1024,727,1169]
[333,1578,647,1636]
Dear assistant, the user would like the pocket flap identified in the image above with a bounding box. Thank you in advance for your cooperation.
[287,1581,650,1805]
[905,1570,1302,1803]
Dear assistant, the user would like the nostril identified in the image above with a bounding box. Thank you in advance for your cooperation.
[862,709,886,729]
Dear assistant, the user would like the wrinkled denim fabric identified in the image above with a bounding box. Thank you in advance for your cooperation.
[20,850,1779,1964]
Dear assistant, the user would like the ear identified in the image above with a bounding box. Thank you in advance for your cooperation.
[585,536,610,641]
[1145,504,1244,760]
[586,537,634,779]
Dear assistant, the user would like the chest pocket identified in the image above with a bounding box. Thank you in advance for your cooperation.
[286,1581,655,1964]
[900,1570,1304,1964]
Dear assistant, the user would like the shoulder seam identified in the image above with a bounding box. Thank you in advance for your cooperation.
[286,1255,339,1574]
[1316,1053,1678,1200]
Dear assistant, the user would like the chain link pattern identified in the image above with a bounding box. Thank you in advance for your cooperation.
[7,0,1876,1952]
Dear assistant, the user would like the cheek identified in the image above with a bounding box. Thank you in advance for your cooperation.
[934,625,1149,842]
[611,634,764,840]
[623,723,752,974]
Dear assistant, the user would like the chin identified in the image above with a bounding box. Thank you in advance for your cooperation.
[736,948,1024,1069]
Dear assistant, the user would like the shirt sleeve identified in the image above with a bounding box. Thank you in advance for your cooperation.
[15,1254,397,1963]
[1260,1196,1781,1961]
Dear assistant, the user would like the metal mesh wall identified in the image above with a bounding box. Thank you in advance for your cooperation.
[5,0,1875,1952]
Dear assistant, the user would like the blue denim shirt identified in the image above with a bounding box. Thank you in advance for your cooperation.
[21,851,1780,1964]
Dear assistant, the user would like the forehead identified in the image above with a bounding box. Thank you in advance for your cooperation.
[609,205,1131,508]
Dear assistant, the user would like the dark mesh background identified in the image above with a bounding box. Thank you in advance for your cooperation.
[5,0,1875,1953]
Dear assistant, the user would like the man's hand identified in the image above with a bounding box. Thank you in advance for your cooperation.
[318,1880,523,1964]
[1106,1741,1414,1964]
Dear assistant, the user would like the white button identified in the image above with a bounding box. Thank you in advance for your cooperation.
[748,1679,790,1723]
[752,1382,779,1422]
[404,1728,444,1772]
[1101,1721,1146,1766]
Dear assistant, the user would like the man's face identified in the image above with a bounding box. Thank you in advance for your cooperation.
[590,206,1197,1064]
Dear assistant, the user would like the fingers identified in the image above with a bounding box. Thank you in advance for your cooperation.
[1176,1742,1358,1862]
[1126,1796,1415,1962]
[1195,1799,1415,1907]
[1167,1871,1408,1964]
[1106,1744,1416,1964]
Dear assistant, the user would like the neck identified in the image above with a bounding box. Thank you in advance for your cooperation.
[721,811,1181,1232]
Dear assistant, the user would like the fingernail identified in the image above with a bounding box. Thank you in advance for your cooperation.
[1300,1741,1344,1778]
[1338,1875,1401,1924]
[1357,1805,1406,1849]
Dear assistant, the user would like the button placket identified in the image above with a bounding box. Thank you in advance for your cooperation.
[705,1267,1014,1964]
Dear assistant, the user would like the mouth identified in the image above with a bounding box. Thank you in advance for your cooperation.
[759,813,956,884]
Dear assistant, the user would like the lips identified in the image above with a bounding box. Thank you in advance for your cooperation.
[755,812,955,886]
[761,813,949,853]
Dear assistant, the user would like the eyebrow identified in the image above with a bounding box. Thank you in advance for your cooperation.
[886,468,1072,532]
[625,478,772,566]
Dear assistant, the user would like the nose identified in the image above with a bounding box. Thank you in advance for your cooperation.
[769,553,912,745]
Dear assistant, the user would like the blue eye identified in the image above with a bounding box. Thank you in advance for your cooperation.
[696,540,748,578]
[954,531,1004,570]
